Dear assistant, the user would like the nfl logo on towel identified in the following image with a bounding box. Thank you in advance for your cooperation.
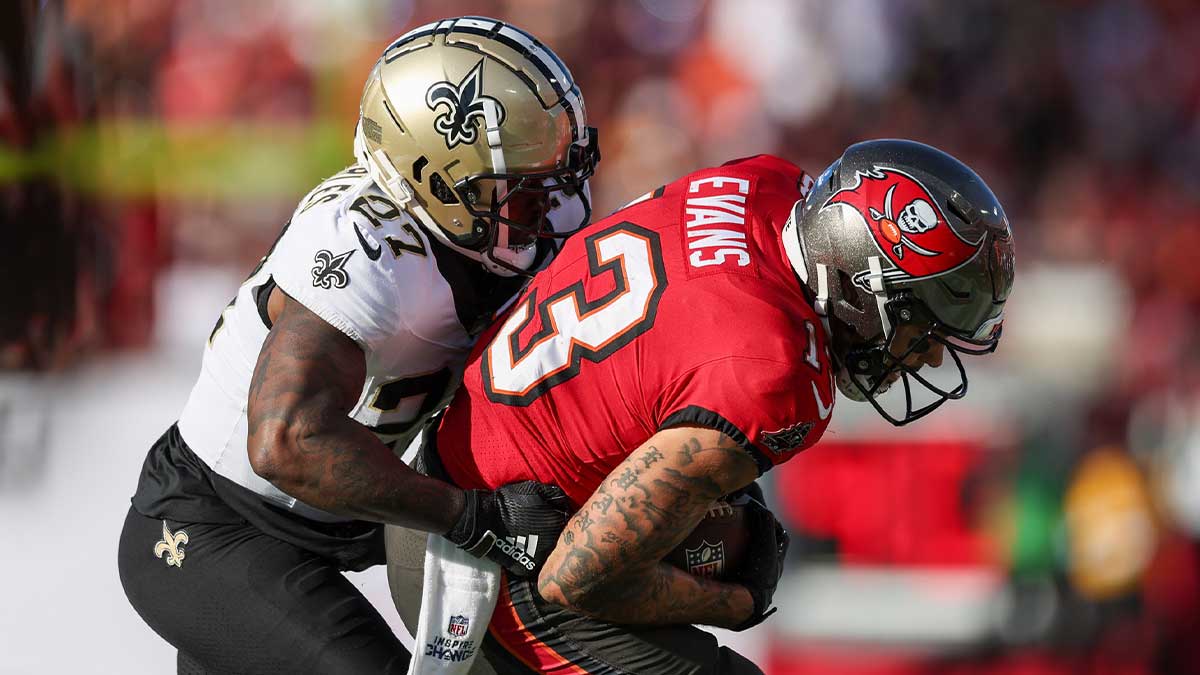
[447,614,470,637]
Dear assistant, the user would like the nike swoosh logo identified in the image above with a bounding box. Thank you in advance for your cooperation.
[353,224,382,261]
[812,381,833,421]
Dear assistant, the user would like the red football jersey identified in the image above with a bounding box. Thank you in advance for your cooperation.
[437,155,837,507]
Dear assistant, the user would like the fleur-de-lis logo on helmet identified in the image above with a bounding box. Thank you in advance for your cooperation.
[153,520,189,568]
[425,59,507,150]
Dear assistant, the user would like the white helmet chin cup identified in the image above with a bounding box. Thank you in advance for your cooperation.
[547,180,591,237]
[487,236,537,274]
[484,225,537,273]
[835,366,890,402]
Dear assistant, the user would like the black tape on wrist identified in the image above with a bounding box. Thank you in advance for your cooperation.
[446,489,481,547]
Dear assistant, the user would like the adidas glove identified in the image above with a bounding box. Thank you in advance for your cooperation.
[444,481,573,578]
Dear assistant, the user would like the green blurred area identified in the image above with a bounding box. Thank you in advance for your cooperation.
[0,119,350,200]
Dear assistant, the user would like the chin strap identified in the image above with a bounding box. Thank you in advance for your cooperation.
[814,263,831,317]
[781,207,832,320]
[866,255,892,338]
[356,120,421,215]
[782,208,840,370]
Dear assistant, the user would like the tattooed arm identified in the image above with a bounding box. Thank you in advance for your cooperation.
[536,425,760,628]
[246,291,464,532]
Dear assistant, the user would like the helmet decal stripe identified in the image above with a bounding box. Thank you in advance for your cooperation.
[497,25,571,87]
[384,22,438,57]
[455,16,499,31]
[484,98,510,225]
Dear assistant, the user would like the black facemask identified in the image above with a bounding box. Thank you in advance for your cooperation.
[841,295,1001,426]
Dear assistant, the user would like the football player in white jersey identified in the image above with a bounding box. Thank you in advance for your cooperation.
[117,17,599,674]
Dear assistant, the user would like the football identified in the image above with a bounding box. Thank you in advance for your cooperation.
[662,497,750,581]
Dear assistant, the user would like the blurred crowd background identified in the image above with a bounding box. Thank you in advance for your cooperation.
[3,0,1199,673]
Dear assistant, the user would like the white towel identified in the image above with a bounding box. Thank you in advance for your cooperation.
[406,533,502,674]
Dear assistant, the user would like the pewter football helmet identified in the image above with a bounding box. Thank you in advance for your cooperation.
[783,140,1015,425]
[355,16,599,275]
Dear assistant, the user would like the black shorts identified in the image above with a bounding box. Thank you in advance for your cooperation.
[119,425,408,674]
[483,576,763,675]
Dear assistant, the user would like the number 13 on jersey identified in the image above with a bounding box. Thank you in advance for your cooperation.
[483,222,667,406]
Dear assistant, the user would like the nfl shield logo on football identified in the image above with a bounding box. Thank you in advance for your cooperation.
[685,540,726,578]
[447,614,470,637]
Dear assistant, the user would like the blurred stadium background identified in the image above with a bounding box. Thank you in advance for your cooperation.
[3,0,1199,673]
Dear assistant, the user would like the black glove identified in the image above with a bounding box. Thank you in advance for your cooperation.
[727,480,766,506]
[444,481,572,578]
[731,496,789,631]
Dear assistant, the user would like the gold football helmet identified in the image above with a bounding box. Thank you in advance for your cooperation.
[354,16,599,274]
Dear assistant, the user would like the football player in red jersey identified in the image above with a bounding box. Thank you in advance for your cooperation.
[389,140,1016,674]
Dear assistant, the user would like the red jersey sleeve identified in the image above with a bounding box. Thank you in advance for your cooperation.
[654,353,835,475]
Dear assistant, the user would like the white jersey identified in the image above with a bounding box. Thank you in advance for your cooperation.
[176,165,563,521]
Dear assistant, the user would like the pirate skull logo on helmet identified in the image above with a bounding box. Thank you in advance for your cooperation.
[898,198,938,234]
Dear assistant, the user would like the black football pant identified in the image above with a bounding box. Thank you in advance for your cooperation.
[118,507,409,674]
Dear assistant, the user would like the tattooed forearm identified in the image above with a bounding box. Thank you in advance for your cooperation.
[537,426,758,628]
[246,293,463,533]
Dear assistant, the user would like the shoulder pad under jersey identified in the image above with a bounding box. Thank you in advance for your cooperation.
[270,165,460,352]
